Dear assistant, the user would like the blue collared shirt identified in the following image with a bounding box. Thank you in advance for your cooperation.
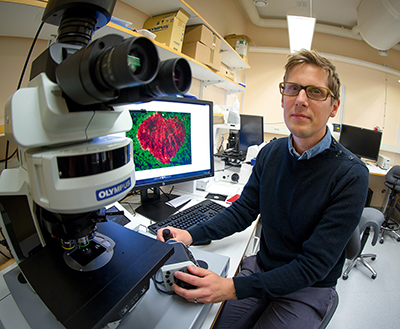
[288,127,332,160]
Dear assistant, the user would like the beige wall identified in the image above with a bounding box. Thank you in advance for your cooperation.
[1,0,400,168]
[243,49,400,164]
[112,0,149,30]
[185,0,247,37]
[0,37,48,124]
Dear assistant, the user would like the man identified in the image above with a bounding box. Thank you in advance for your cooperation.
[157,49,369,328]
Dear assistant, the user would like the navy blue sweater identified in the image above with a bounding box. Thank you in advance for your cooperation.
[189,137,369,299]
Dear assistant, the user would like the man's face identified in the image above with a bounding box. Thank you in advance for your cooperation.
[281,63,340,153]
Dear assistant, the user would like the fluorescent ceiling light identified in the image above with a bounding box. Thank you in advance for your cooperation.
[287,15,316,53]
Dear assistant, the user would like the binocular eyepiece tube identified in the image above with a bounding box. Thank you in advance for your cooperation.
[55,34,192,107]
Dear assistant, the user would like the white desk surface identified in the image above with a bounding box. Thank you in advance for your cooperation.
[365,162,389,176]
[121,180,256,329]
[0,180,257,329]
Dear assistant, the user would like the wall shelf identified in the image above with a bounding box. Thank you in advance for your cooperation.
[121,0,250,71]
[97,23,246,93]
[0,0,246,94]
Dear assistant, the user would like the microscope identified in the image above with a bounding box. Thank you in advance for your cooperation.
[0,1,191,328]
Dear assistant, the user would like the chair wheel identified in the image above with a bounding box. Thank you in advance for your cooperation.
[379,238,384,244]
[372,274,377,279]
[371,257,376,261]
[342,274,348,280]
[397,237,400,242]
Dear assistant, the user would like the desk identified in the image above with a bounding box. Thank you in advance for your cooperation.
[365,162,388,176]
[121,181,256,329]
[0,180,257,329]
[365,162,389,208]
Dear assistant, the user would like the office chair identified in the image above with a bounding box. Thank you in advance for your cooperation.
[318,291,339,329]
[380,165,400,244]
[317,208,382,327]
[342,207,384,280]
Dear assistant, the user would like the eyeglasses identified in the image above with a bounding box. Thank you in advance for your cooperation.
[279,82,335,101]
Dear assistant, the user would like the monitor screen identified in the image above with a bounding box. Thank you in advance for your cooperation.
[239,114,264,152]
[339,124,382,161]
[125,96,213,220]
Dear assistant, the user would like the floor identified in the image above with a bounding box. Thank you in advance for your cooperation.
[328,231,400,328]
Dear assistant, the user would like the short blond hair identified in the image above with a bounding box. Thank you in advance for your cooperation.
[283,49,341,100]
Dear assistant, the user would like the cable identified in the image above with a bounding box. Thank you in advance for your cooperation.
[1,141,18,168]
[2,21,45,168]
[17,21,44,90]
[0,228,11,259]
[160,186,175,199]
[217,135,225,153]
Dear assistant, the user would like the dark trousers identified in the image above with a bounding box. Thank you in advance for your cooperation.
[214,256,337,329]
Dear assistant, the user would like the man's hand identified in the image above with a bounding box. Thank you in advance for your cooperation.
[156,226,193,246]
[173,265,237,304]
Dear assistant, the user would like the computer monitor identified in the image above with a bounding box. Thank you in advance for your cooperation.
[239,114,264,152]
[126,96,214,221]
[339,124,382,162]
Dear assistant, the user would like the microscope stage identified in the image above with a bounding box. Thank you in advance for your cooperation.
[9,221,173,329]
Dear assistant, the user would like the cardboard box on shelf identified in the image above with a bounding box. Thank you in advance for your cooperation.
[219,63,236,80]
[184,24,214,48]
[211,33,221,52]
[184,25,221,53]
[182,41,221,71]
[224,34,254,63]
[143,8,190,52]
[182,24,222,70]
[182,41,211,65]
[208,48,221,71]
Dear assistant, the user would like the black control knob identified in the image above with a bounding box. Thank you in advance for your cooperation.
[231,173,240,182]
[163,229,173,241]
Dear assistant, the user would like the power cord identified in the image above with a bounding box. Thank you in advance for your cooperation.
[0,228,11,260]
[2,21,44,168]
[217,136,225,153]
[160,186,175,199]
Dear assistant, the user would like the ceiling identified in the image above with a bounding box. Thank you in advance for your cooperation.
[237,0,400,51]
[1,0,399,52]
[248,0,361,29]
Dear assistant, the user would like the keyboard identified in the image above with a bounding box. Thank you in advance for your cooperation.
[148,199,226,235]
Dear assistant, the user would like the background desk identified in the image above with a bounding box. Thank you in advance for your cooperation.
[365,162,389,208]
[0,180,258,329]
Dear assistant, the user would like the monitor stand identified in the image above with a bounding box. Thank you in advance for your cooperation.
[135,187,188,222]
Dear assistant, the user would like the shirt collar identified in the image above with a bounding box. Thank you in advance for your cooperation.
[288,127,332,160]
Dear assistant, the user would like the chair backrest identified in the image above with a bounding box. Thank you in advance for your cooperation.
[345,207,384,260]
[358,207,384,245]
[385,165,400,185]
[345,226,361,260]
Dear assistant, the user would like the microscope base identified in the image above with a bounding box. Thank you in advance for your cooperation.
[5,221,173,329]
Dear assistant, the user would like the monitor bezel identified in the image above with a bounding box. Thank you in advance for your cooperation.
[239,114,264,152]
[127,96,214,191]
[339,124,382,162]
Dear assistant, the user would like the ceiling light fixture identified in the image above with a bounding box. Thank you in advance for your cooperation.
[254,0,268,7]
[287,0,316,53]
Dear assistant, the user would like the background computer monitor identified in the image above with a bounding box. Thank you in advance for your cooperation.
[126,96,214,221]
[339,124,382,161]
[239,114,264,152]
